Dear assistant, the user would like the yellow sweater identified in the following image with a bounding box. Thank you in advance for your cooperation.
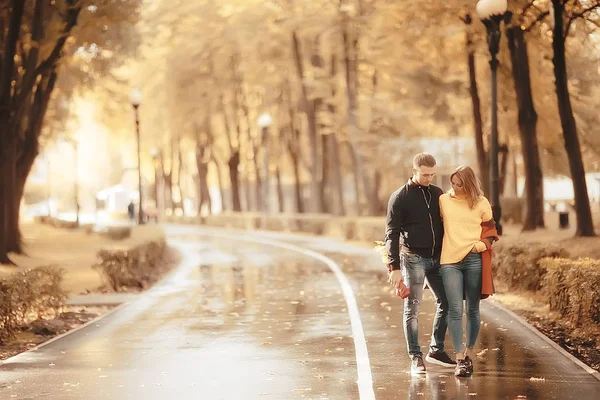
[439,191,493,265]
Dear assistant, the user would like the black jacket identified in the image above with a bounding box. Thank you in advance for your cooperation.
[384,178,444,270]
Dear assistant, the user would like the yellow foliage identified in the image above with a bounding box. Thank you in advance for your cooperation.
[373,240,390,264]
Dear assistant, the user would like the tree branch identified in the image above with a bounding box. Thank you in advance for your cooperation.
[0,0,26,110]
[10,1,81,131]
[524,11,550,32]
[565,3,600,37]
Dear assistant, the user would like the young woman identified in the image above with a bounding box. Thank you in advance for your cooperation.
[439,165,496,377]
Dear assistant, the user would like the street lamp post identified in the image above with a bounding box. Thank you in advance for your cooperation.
[258,113,272,228]
[150,147,161,222]
[129,88,143,225]
[476,0,507,235]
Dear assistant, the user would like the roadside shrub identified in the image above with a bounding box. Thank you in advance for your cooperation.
[0,267,66,344]
[94,239,167,291]
[99,226,132,240]
[493,243,569,292]
[541,257,600,327]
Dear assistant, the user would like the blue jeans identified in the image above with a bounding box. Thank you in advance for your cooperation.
[440,252,482,354]
[401,251,448,358]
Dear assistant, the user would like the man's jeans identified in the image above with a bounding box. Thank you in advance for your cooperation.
[401,250,448,358]
[440,252,482,354]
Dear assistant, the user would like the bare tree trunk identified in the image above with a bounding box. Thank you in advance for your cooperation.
[319,133,330,213]
[252,142,263,212]
[328,54,346,216]
[551,0,594,237]
[506,25,545,230]
[162,167,174,212]
[275,165,284,213]
[463,14,489,195]
[195,123,212,216]
[0,0,26,264]
[177,139,186,214]
[347,141,362,215]
[342,21,377,215]
[329,133,346,216]
[290,153,304,213]
[283,81,305,214]
[228,151,242,212]
[168,136,181,211]
[499,145,509,196]
[292,31,321,213]
[10,71,57,253]
[1,146,18,264]
[211,153,226,212]
[7,0,48,254]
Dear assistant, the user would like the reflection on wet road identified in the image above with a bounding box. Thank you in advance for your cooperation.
[0,225,599,399]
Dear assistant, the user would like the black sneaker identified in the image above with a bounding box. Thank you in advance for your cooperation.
[411,355,427,375]
[426,351,457,368]
[455,356,474,377]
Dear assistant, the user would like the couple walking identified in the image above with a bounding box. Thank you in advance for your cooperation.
[384,152,499,378]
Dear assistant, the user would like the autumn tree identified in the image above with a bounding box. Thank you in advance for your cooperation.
[0,0,141,264]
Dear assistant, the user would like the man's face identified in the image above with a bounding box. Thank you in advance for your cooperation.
[413,165,436,186]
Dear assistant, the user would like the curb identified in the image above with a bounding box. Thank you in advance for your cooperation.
[0,301,129,366]
[1,242,187,367]
[487,299,600,382]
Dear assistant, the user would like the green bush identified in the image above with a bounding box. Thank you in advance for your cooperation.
[493,243,569,292]
[541,257,600,326]
[0,267,66,344]
[94,239,167,291]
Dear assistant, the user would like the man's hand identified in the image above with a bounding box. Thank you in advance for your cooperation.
[388,270,402,287]
[389,270,410,299]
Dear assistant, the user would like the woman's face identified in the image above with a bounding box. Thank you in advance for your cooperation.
[451,174,464,194]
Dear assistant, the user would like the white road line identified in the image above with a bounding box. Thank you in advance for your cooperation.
[199,231,376,400]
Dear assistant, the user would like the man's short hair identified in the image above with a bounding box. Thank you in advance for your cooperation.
[413,153,436,168]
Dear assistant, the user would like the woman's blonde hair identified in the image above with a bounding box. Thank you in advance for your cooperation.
[450,165,483,209]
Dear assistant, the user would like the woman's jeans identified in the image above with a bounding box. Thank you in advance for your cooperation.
[401,251,448,358]
[440,252,482,354]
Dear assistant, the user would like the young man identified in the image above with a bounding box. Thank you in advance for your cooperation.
[385,153,455,374]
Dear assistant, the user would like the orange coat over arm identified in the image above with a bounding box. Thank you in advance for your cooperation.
[480,219,499,299]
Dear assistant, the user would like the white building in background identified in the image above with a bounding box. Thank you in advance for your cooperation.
[517,173,600,211]
[95,184,137,212]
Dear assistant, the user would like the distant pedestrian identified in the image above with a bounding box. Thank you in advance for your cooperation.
[127,201,135,221]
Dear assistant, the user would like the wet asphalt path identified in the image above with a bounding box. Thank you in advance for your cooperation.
[0,225,599,399]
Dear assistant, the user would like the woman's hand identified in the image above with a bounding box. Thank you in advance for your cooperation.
[472,241,488,253]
